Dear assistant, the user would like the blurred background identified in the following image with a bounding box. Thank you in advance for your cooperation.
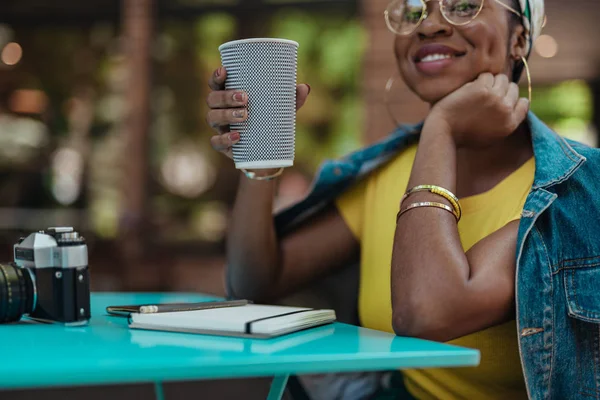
[0,0,597,296]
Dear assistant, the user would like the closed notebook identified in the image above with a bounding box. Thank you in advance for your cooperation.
[128,304,336,339]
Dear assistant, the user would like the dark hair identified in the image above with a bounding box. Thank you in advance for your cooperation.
[507,0,526,83]
[508,0,522,28]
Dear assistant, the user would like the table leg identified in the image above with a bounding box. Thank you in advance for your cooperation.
[267,375,290,400]
[154,381,165,400]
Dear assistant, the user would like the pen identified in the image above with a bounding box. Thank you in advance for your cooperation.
[138,299,249,314]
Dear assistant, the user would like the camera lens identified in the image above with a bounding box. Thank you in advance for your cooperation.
[0,263,35,323]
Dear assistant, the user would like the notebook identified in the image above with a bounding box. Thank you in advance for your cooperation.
[128,304,336,339]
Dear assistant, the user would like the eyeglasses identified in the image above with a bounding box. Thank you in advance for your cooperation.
[385,0,521,36]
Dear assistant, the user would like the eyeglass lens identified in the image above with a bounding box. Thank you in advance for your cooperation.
[386,0,485,35]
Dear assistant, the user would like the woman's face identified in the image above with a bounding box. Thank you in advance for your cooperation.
[394,0,518,104]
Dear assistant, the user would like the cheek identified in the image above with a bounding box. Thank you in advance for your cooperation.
[394,38,417,88]
[461,21,508,73]
[394,37,411,62]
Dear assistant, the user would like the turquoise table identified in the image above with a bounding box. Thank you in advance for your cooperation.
[0,293,480,399]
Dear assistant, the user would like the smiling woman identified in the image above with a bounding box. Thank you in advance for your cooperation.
[207,0,600,398]
[392,0,530,104]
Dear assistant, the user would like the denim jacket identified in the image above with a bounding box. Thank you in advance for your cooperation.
[274,112,600,399]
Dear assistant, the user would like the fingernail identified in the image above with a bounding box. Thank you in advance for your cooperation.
[233,92,245,103]
[306,84,311,95]
[233,109,246,118]
[215,67,222,78]
[229,132,240,143]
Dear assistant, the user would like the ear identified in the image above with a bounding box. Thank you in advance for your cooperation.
[509,23,527,60]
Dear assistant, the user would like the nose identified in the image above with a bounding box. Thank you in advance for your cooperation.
[417,1,453,39]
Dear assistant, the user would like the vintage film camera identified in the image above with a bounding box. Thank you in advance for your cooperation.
[0,227,90,325]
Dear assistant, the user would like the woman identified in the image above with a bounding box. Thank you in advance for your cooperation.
[206,0,600,398]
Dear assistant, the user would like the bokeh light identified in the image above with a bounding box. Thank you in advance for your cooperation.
[8,90,49,114]
[191,202,228,242]
[160,145,216,198]
[1,42,23,65]
[51,148,83,205]
[535,35,558,59]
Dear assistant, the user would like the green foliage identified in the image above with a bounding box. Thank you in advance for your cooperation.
[194,13,237,70]
[318,22,366,88]
[527,80,593,142]
[528,80,592,125]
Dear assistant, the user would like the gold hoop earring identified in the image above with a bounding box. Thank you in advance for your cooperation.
[384,74,403,128]
[521,56,532,104]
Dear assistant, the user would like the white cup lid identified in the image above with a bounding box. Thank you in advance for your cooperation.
[219,38,299,52]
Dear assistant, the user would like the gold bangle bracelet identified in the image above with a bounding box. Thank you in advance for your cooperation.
[241,168,284,181]
[401,185,462,221]
[396,201,458,222]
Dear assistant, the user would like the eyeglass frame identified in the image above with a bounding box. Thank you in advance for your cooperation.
[385,0,522,36]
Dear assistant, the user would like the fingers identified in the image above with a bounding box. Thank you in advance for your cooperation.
[210,132,240,153]
[477,72,495,88]
[206,67,247,135]
[514,97,530,125]
[207,90,248,109]
[492,74,509,96]
[206,108,248,131]
[506,82,520,108]
[296,84,311,111]
[208,67,227,91]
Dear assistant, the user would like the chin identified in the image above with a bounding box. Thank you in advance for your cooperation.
[399,66,467,104]
[410,79,463,104]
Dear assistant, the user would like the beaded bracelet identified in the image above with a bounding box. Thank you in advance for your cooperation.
[241,168,284,181]
[401,185,462,221]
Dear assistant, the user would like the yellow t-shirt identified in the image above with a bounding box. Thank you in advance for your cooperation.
[335,144,535,400]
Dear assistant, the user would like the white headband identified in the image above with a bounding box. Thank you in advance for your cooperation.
[518,0,545,56]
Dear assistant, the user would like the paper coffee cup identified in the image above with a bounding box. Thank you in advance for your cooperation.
[219,38,299,170]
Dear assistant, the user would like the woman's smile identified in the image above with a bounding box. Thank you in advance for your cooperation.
[394,1,517,103]
[413,43,467,75]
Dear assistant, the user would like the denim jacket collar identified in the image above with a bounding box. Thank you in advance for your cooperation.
[526,112,586,189]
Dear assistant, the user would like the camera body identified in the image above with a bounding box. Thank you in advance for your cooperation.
[11,227,90,325]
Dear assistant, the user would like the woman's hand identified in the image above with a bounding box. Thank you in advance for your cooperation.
[427,73,530,147]
[206,66,311,160]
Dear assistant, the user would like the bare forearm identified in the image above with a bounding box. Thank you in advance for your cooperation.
[406,118,457,192]
[391,117,488,339]
[399,117,466,279]
[393,116,468,284]
[226,174,280,299]
[226,174,360,302]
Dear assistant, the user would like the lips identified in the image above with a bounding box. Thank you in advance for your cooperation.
[412,43,466,75]
[414,44,466,63]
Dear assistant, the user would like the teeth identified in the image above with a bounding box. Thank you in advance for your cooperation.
[420,54,452,62]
